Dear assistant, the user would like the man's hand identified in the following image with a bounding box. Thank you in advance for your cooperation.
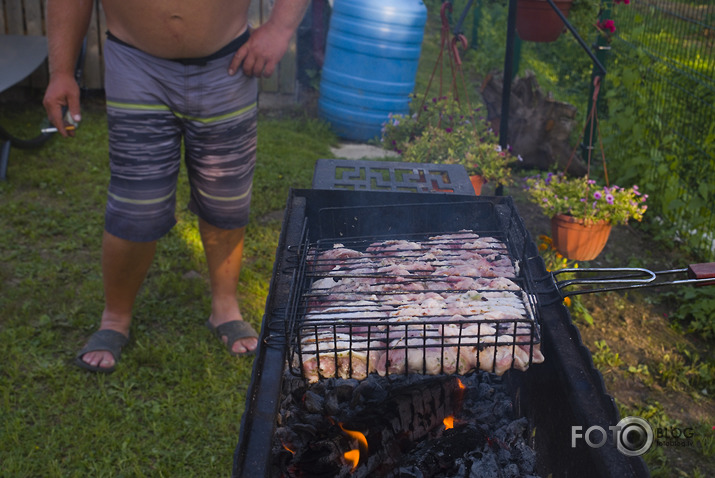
[42,73,81,137]
[228,22,292,78]
[228,0,310,78]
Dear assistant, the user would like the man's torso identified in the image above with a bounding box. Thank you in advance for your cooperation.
[102,0,250,59]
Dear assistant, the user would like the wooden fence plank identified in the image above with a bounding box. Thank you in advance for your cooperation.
[24,0,44,35]
[0,2,6,36]
[4,1,23,35]
[25,0,48,88]
[279,37,297,95]
[82,0,103,89]
[260,0,279,93]
[96,1,107,89]
[248,0,261,27]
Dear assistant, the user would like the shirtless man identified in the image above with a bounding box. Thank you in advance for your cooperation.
[43,0,310,372]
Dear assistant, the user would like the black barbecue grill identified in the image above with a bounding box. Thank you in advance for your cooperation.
[233,182,657,477]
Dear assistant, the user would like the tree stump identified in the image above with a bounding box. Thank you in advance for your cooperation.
[480,70,587,176]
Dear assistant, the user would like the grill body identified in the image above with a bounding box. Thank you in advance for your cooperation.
[233,189,649,478]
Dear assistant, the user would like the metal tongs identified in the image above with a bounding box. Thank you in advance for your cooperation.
[551,262,715,298]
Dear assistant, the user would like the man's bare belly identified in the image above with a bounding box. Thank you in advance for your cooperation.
[102,0,250,59]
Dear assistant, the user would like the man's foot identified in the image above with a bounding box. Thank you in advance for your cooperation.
[75,329,129,373]
[206,317,258,356]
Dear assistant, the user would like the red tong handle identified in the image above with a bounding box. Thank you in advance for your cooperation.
[688,262,715,286]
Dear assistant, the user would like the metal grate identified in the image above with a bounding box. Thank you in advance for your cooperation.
[311,158,475,195]
[283,200,543,382]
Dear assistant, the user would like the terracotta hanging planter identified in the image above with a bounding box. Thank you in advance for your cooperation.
[469,174,486,195]
[515,0,574,42]
[550,214,612,261]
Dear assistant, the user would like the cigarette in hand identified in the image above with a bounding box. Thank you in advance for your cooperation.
[41,125,77,134]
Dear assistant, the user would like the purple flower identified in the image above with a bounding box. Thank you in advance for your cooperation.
[606,194,614,204]
[594,191,602,200]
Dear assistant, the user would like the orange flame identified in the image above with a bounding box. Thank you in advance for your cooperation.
[344,449,360,470]
[443,415,455,430]
[281,441,295,454]
[339,423,368,471]
[456,378,465,389]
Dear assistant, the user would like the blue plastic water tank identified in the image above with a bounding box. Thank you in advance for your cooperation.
[318,0,428,142]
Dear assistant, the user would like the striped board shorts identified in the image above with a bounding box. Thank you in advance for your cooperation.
[103,30,258,242]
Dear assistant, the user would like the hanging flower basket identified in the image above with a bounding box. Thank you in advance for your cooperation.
[515,0,574,42]
[550,214,612,261]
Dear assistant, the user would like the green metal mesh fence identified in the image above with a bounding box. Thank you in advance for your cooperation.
[612,0,714,259]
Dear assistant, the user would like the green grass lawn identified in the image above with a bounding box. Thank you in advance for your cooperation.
[0,102,337,477]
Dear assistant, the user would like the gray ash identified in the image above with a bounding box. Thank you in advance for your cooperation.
[272,372,541,477]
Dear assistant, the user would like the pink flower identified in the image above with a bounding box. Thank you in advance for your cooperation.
[594,191,603,200]
[597,19,616,34]
[606,194,614,204]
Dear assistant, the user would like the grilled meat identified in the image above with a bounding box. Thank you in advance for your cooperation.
[297,231,542,380]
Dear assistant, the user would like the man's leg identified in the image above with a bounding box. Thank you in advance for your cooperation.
[200,218,257,354]
[78,231,157,370]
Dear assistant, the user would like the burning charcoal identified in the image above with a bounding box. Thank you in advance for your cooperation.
[477,381,495,400]
[333,378,359,401]
[324,391,340,416]
[497,447,514,467]
[504,417,528,442]
[514,441,537,475]
[393,468,424,478]
[351,377,389,407]
[291,422,318,435]
[274,372,541,477]
[391,425,488,477]
[491,398,513,419]
[303,390,325,413]
[292,441,343,478]
[469,451,500,478]
[502,463,520,478]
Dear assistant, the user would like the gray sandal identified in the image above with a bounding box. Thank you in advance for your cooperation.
[205,320,259,356]
[75,329,129,373]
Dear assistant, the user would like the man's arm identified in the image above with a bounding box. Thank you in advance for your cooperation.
[42,0,94,136]
[229,0,311,78]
